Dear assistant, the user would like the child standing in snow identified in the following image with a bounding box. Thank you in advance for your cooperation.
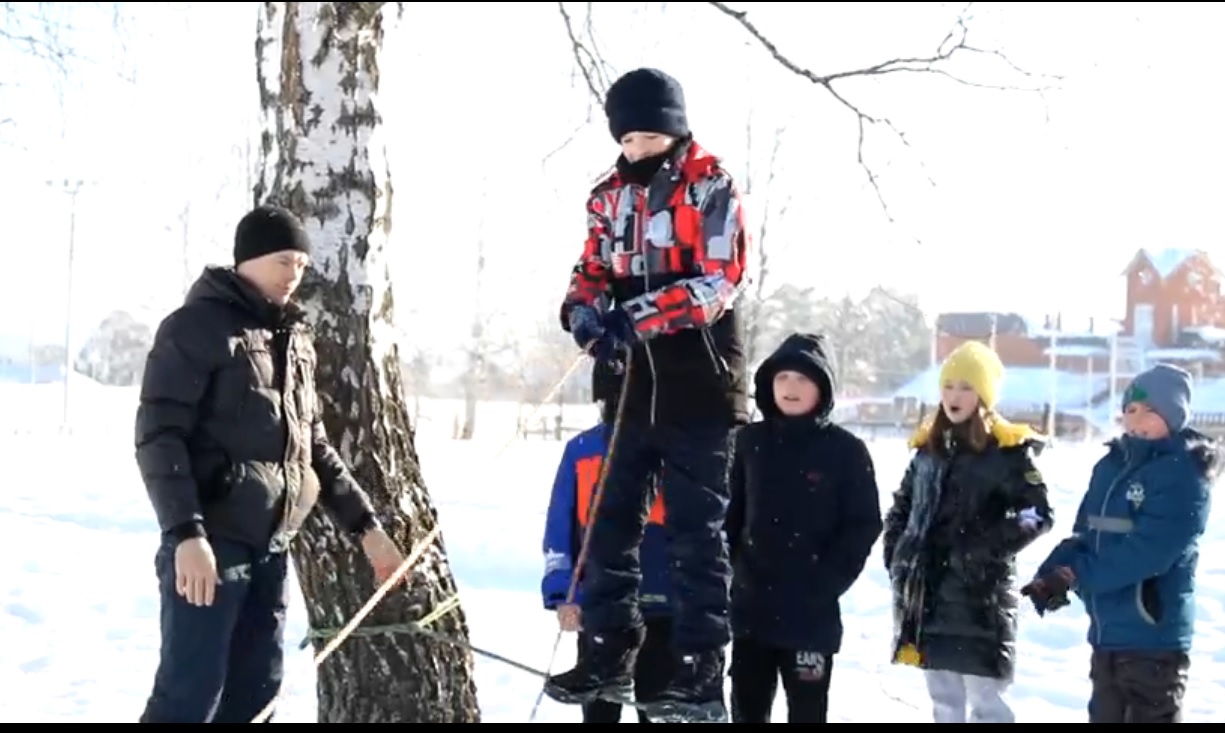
[1023,364,1216,724]
[545,67,750,724]
[540,371,674,724]
[883,340,1053,724]
[724,333,883,723]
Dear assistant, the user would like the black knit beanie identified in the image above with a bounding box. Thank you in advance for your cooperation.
[604,68,690,142]
[233,205,312,266]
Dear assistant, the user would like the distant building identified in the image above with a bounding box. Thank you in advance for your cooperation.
[889,248,1225,437]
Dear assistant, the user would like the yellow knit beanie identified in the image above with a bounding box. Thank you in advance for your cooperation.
[939,340,1006,411]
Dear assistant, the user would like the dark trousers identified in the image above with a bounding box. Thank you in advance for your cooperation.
[1089,649,1190,723]
[730,637,834,723]
[140,537,288,723]
[580,422,734,653]
[581,616,674,723]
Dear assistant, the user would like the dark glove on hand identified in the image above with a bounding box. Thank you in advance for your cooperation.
[568,305,604,351]
[1020,566,1075,617]
[601,307,637,345]
[589,308,637,367]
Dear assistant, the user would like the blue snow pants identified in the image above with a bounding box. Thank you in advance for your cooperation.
[139,536,288,723]
[580,422,734,653]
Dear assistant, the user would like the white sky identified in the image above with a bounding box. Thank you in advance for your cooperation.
[2,1,1223,358]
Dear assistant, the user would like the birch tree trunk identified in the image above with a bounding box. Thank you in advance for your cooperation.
[253,2,480,722]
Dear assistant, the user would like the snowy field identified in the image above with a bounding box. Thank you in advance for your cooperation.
[2,381,1223,722]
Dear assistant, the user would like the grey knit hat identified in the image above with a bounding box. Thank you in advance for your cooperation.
[1122,364,1193,432]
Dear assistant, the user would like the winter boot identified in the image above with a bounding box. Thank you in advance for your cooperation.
[543,625,645,706]
[643,648,728,723]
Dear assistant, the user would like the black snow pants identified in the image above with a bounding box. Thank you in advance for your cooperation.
[579,422,734,653]
[730,636,834,723]
[581,616,674,722]
[1088,648,1190,723]
[140,536,288,723]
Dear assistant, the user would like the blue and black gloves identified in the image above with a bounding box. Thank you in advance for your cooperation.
[568,305,637,366]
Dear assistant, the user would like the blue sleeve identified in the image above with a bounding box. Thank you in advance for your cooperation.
[1070,471,1210,595]
[1037,490,1091,577]
[541,438,579,610]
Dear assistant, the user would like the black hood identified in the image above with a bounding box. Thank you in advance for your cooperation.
[184,266,303,327]
[754,332,837,421]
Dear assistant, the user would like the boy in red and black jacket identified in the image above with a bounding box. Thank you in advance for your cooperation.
[544,67,750,724]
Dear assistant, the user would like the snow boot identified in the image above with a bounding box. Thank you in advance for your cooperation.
[643,648,728,723]
[543,625,645,706]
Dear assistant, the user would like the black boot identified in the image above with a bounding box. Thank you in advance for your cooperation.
[543,626,645,706]
[643,648,728,723]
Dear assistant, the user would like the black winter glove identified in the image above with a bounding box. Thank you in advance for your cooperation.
[1020,566,1074,617]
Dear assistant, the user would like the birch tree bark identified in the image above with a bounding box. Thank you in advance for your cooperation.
[254,2,480,722]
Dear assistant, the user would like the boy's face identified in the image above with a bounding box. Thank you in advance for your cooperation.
[1122,402,1170,440]
[940,380,980,424]
[620,131,675,162]
[773,370,820,416]
[236,249,310,305]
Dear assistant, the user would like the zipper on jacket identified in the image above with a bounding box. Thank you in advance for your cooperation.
[273,328,295,552]
[1091,460,1135,646]
[636,183,659,426]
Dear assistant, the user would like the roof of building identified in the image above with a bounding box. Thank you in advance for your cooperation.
[1120,248,1218,280]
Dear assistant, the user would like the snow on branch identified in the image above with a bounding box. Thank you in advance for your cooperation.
[706,0,1060,224]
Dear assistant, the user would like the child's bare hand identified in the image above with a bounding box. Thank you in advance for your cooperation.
[556,603,582,632]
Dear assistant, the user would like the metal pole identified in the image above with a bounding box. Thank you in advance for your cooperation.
[49,179,85,431]
[1108,324,1119,431]
[1048,315,1059,437]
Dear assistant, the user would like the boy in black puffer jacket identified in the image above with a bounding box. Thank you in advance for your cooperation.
[725,332,884,723]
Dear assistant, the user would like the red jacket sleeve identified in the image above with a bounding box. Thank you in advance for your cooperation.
[620,170,747,341]
[559,192,614,329]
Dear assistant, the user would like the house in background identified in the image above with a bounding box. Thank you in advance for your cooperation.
[885,248,1225,438]
[1119,247,1225,352]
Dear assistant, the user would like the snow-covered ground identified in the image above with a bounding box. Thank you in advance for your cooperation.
[2,384,1223,722]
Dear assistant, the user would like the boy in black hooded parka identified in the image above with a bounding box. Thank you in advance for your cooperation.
[725,332,884,723]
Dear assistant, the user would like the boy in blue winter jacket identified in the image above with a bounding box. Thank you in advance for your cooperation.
[542,395,674,723]
[1023,364,1219,723]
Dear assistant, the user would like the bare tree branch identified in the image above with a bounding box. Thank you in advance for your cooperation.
[706,1,1060,230]
[1,2,135,146]
[557,1,611,109]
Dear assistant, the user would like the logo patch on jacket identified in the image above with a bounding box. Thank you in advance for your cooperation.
[1024,469,1044,485]
[544,549,570,574]
[1125,481,1145,510]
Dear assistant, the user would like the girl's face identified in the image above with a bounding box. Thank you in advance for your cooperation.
[1122,402,1170,440]
[940,380,981,424]
[620,131,674,162]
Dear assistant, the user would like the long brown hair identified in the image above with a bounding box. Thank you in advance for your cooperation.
[920,405,992,459]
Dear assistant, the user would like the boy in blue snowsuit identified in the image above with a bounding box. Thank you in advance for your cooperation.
[541,385,674,723]
[1023,364,1218,723]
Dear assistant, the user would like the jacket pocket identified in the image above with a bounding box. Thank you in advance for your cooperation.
[1135,578,1162,625]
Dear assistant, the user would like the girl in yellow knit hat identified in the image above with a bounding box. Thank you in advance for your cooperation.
[881,340,1054,723]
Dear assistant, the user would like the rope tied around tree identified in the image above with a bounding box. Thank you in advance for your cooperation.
[301,593,556,680]
[300,593,462,649]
